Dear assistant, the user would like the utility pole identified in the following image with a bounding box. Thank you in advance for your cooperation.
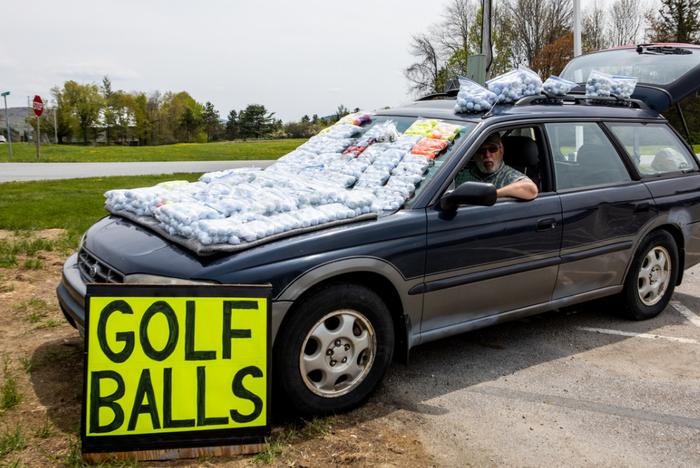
[573,0,582,57]
[481,0,493,74]
[1,91,12,160]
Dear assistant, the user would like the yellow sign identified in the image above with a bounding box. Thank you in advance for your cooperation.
[82,285,270,450]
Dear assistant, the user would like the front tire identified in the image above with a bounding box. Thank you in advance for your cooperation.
[274,283,394,416]
[620,230,678,320]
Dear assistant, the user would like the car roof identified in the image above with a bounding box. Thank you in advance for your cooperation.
[376,99,664,123]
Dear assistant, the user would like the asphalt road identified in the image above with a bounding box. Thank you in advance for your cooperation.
[373,264,700,466]
[0,161,274,183]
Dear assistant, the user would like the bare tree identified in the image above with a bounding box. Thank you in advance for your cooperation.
[435,0,479,74]
[582,2,609,52]
[608,0,646,46]
[506,0,572,67]
[405,34,445,95]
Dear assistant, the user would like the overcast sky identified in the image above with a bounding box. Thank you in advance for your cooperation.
[1,0,657,121]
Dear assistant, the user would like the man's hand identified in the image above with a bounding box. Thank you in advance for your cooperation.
[496,179,538,200]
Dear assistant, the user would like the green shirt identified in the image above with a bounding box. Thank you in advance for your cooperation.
[455,163,529,188]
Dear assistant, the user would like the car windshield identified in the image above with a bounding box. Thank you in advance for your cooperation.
[365,115,475,206]
[561,47,700,85]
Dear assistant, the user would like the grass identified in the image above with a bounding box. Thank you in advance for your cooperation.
[0,426,25,459]
[35,417,52,439]
[0,139,305,163]
[0,237,73,268]
[1,358,21,411]
[16,297,51,323]
[0,173,201,240]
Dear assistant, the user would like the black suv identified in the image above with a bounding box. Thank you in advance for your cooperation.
[58,44,700,416]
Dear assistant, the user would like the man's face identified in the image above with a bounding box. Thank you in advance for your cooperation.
[475,142,504,174]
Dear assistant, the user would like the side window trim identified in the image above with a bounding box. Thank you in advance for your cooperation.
[604,121,699,178]
[599,122,642,181]
[544,121,635,193]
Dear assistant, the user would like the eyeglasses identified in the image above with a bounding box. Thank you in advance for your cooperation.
[477,144,500,156]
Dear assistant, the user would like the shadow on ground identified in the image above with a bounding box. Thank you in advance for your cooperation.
[30,336,83,433]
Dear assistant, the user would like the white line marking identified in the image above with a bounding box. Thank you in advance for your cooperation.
[670,301,700,328]
[577,327,699,345]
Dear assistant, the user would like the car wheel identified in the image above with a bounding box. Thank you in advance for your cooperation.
[273,283,394,416]
[620,230,678,320]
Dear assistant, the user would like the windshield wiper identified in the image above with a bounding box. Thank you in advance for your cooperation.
[636,44,693,55]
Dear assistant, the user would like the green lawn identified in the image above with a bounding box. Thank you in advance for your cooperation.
[0,139,305,163]
[0,174,201,242]
[695,145,699,154]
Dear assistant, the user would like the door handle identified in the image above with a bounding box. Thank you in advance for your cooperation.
[536,218,558,231]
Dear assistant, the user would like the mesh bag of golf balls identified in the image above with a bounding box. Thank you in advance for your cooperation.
[454,77,498,113]
[486,66,543,103]
[543,75,578,97]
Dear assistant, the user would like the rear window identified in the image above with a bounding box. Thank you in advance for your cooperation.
[607,123,698,176]
[561,48,700,85]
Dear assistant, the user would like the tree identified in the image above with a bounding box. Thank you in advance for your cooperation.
[225,110,239,140]
[334,104,350,121]
[607,0,646,46]
[533,32,574,76]
[201,102,222,142]
[238,104,276,139]
[405,34,444,95]
[101,76,118,144]
[61,80,103,144]
[506,0,572,67]
[582,3,609,52]
[50,86,75,144]
[648,0,700,42]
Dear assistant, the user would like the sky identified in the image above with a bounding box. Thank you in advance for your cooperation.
[0,0,457,121]
[0,0,659,121]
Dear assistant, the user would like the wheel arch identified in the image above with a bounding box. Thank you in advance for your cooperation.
[275,258,420,363]
[625,223,686,285]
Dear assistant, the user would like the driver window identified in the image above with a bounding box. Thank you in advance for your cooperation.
[453,126,544,196]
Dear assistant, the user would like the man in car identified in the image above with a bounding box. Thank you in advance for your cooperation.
[455,133,538,200]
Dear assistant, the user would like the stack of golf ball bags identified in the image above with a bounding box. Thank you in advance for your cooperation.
[105,114,463,247]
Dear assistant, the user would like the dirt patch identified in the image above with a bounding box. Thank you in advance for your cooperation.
[0,230,432,467]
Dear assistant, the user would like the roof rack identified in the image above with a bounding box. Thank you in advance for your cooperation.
[513,93,648,109]
[417,89,459,101]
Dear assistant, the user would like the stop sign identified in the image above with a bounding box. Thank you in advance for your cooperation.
[32,95,44,117]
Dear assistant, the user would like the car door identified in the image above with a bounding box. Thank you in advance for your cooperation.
[546,122,656,300]
[419,125,563,338]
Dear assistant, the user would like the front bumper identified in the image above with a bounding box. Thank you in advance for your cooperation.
[56,252,293,341]
[56,253,86,335]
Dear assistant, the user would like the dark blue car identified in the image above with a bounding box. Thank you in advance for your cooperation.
[58,45,700,415]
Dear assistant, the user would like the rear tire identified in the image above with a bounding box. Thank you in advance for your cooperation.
[619,230,678,320]
[273,283,394,416]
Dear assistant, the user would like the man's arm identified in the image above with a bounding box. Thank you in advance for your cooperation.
[496,178,538,200]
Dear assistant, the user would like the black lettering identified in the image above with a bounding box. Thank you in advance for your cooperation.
[230,366,264,423]
[196,366,228,426]
[97,300,134,363]
[140,301,178,361]
[127,369,161,431]
[185,301,216,360]
[163,368,195,428]
[89,370,125,433]
[222,301,254,359]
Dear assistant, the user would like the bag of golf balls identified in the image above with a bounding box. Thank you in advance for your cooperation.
[543,75,578,97]
[454,77,497,113]
[585,70,614,98]
[610,75,638,99]
[486,66,543,103]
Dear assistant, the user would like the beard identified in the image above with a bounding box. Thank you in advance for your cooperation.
[476,158,502,174]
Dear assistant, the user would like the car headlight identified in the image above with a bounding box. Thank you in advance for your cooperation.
[122,274,218,285]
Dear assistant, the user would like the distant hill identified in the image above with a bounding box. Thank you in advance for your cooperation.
[0,107,34,137]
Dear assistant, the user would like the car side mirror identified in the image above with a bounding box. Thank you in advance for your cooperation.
[440,182,497,212]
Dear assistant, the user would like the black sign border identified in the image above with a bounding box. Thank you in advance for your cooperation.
[82,283,272,454]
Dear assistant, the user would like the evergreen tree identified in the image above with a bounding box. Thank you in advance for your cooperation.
[201,102,221,142]
[649,0,700,42]
[225,110,239,140]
